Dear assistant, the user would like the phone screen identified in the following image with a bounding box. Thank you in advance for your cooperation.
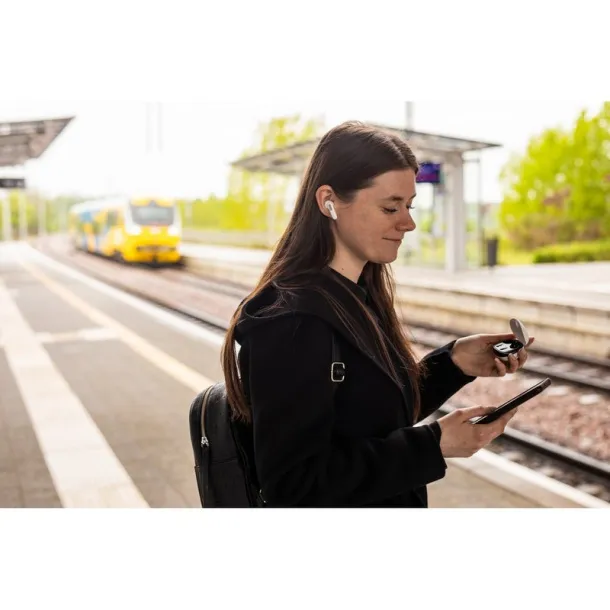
[471,378,552,425]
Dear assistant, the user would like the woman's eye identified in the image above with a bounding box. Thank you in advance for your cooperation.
[383,208,398,214]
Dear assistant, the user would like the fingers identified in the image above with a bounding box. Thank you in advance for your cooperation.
[499,408,518,426]
[458,405,496,425]
[491,409,518,437]
[494,358,508,376]
[496,351,527,375]
[506,409,519,423]
[484,333,516,345]
[485,333,535,348]
[460,405,496,420]
[507,353,520,373]
[517,338,534,368]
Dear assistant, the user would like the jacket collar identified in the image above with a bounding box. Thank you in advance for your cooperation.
[284,268,408,398]
[326,267,369,304]
[236,266,413,416]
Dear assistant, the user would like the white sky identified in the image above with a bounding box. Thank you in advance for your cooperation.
[0,100,603,204]
[1,1,607,209]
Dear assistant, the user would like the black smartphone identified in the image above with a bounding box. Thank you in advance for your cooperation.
[470,378,552,425]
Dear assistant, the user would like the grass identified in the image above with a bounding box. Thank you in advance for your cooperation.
[498,243,535,266]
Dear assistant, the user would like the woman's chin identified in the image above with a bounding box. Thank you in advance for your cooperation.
[370,254,399,265]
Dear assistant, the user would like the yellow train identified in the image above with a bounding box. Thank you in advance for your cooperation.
[68,196,182,265]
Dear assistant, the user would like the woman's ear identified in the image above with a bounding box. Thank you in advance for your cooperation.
[316,185,336,219]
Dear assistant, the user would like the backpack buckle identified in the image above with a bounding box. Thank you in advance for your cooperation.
[331,362,346,383]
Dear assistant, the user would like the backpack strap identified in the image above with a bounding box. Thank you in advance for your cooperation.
[330,331,346,385]
[231,330,345,509]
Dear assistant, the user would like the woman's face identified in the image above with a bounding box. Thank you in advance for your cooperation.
[332,168,417,267]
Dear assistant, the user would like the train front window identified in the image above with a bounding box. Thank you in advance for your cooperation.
[130,202,174,225]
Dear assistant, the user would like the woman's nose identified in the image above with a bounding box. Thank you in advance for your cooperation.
[396,212,416,232]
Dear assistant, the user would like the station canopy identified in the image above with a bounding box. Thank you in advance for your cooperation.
[231,123,502,176]
[230,121,503,273]
[0,116,74,167]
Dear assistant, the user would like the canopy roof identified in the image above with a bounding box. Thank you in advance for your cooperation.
[231,123,502,176]
[0,116,74,167]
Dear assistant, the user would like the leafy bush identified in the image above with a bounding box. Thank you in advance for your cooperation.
[533,239,610,263]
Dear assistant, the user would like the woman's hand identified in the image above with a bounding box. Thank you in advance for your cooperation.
[437,405,517,458]
[450,333,535,378]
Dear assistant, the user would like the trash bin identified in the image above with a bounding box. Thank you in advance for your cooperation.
[486,237,499,268]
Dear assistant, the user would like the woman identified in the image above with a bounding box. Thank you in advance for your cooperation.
[221,121,532,508]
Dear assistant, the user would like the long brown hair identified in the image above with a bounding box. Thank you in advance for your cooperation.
[222,121,426,423]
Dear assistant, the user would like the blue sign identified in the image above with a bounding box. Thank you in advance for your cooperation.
[417,163,441,185]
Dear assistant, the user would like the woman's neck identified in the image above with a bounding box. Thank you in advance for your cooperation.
[328,252,366,284]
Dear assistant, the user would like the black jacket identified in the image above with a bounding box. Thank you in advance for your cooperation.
[233,267,476,508]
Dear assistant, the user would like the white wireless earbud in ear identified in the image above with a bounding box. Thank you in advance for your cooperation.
[324,200,338,220]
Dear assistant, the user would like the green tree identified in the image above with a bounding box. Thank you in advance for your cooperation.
[0,192,91,238]
[499,103,610,249]
[181,115,324,236]
[226,114,324,235]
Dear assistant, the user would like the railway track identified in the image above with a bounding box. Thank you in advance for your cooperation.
[34,242,610,501]
[156,266,610,395]
[428,405,610,502]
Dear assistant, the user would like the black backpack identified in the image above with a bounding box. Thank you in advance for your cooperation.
[188,332,345,508]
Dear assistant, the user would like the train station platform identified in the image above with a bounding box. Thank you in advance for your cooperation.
[0,241,605,508]
[181,242,610,361]
[180,242,610,304]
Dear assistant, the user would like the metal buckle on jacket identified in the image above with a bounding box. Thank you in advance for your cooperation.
[331,362,346,383]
